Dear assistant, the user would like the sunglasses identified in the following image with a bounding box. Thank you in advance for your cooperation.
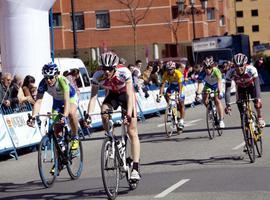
[102,67,114,72]
[44,75,55,80]
[236,65,244,68]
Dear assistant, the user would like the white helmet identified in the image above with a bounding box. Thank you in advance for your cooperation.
[202,56,215,68]
[100,52,119,68]
[233,53,248,67]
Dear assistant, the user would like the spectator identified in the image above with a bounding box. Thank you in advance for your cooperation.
[0,73,12,108]
[190,64,202,82]
[150,61,162,86]
[22,75,36,105]
[63,69,81,96]
[141,62,154,98]
[10,74,31,107]
[129,60,142,92]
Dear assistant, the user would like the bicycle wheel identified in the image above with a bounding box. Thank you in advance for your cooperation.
[241,114,256,163]
[253,113,263,157]
[164,106,176,137]
[38,135,58,188]
[214,109,223,136]
[206,105,215,140]
[67,139,84,180]
[124,135,138,190]
[101,138,120,200]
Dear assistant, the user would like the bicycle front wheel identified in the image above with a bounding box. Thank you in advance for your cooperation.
[101,138,120,200]
[242,114,255,163]
[38,135,58,188]
[206,106,215,140]
[253,113,263,157]
[67,139,84,180]
[164,106,176,137]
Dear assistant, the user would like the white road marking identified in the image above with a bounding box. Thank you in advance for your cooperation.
[154,179,190,198]
[157,119,202,128]
[232,141,245,150]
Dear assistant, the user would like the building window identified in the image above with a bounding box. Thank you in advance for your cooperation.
[236,11,243,18]
[237,26,244,33]
[49,13,62,27]
[253,41,260,47]
[171,6,179,19]
[252,25,259,32]
[96,10,110,29]
[219,15,225,26]
[207,8,215,20]
[70,12,85,30]
[251,9,258,17]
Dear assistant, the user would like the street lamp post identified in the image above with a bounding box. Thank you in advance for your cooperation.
[176,0,208,40]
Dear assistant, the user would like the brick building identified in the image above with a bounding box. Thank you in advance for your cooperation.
[52,0,230,65]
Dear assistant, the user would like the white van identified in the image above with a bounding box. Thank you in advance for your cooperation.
[54,57,91,94]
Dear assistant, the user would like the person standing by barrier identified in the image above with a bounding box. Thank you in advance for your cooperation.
[22,75,36,105]
[157,61,185,130]
[0,73,13,110]
[86,52,141,181]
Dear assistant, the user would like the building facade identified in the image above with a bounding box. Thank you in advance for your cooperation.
[229,0,270,55]
[52,0,230,64]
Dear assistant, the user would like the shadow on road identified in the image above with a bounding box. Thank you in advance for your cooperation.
[0,180,131,200]
[141,155,249,167]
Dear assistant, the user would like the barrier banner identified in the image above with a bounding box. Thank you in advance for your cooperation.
[136,90,159,115]
[3,112,42,148]
[0,114,14,152]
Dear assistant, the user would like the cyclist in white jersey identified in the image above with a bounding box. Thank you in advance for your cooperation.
[86,52,141,181]
[225,53,265,128]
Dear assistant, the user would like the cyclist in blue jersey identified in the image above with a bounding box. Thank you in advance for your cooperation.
[29,62,79,150]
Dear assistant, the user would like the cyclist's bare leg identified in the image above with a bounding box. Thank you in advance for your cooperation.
[101,103,112,132]
[69,103,79,137]
[202,93,209,107]
[214,96,224,119]
[127,117,140,163]
[178,101,185,119]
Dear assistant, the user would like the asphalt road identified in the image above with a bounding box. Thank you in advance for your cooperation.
[1,86,270,200]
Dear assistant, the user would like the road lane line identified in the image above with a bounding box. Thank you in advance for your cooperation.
[157,119,202,128]
[154,179,190,198]
[157,124,165,127]
[232,141,245,150]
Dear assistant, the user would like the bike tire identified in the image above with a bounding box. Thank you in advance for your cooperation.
[38,135,58,188]
[214,109,223,136]
[206,105,215,140]
[124,135,138,190]
[253,113,263,157]
[242,114,256,163]
[67,139,84,180]
[101,138,120,200]
[164,106,176,137]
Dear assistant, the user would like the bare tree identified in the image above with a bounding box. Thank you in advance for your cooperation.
[165,12,183,57]
[114,0,154,62]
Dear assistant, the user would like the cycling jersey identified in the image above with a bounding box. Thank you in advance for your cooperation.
[198,67,222,91]
[37,75,77,113]
[225,65,258,88]
[92,67,132,93]
[162,69,183,84]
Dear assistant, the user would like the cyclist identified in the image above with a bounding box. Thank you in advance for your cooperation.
[28,62,79,150]
[195,57,225,128]
[86,52,141,181]
[157,61,185,130]
[225,53,265,128]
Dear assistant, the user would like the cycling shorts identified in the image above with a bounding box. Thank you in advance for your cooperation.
[166,84,185,101]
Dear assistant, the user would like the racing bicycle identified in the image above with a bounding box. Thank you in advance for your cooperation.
[28,113,83,188]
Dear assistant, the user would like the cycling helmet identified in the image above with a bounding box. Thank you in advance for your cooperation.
[42,62,59,76]
[100,52,119,68]
[202,56,215,68]
[233,53,248,67]
[166,61,176,70]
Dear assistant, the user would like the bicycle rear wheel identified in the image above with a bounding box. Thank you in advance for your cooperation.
[67,139,84,179]
[206,106,215,140]
[253,113,263,157]
[242,114,256,163]
[38,135,58,188]
[101,138,120,200]
[164,106,176,137]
